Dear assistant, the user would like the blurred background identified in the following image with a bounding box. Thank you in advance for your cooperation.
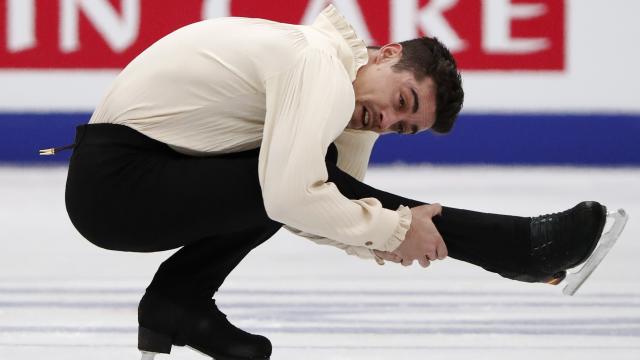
[1,0,639,165]
[1,1,639,359]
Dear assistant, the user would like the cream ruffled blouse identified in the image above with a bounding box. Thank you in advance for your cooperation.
[89,5,412,262]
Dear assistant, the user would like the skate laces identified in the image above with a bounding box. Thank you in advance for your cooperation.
[530,210,571,255]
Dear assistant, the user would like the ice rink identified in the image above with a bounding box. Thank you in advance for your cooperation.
[1,165,639,360]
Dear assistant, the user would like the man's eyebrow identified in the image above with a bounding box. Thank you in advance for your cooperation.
[411,88,419,114]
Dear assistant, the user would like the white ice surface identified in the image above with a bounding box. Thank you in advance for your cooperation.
[0,165,639,360]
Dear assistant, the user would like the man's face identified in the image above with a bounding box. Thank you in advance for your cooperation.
[348,44,437,135]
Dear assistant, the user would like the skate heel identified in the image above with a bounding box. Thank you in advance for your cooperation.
[544,271,566,285]
[138,326,172,358]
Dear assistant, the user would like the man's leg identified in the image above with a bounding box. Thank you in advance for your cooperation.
[324,144,603,283]
[329,169,532,279]
[138,223,281,359]
[145,223,280,302]
[65,124,281,359]
[66,124,277,252]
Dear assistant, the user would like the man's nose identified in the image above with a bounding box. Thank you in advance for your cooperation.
[378,111,398,131]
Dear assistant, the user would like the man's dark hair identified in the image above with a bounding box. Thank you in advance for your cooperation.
[379,37,464,134]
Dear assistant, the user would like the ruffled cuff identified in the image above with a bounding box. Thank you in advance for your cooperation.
[380,205,412,252]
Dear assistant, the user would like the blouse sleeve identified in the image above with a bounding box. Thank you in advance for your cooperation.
[333,129,379,181]
[258,48,411,252]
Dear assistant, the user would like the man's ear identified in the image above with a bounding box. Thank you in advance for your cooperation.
[375,43,403,64]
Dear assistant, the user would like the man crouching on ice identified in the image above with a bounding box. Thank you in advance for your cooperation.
[55,5,619,360]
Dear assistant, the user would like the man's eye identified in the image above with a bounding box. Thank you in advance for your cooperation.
[399,96,405,108]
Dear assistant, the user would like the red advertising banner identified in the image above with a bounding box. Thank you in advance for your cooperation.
[0,0,564,70]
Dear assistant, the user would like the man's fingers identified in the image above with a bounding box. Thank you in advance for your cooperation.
[431,203,443,216]
[401,258,413,266]
[391,250,402,260]
[382,251,401,263]
[426,250,437,261]
[437,240,448,260]
[417,257,430,268]
[375,250,400,264]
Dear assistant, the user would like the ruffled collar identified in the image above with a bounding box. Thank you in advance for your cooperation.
[312,5,369,80]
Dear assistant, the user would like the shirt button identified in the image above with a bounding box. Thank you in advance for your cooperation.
[365,241,373,246]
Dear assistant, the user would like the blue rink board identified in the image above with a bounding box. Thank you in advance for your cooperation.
[1,113,638,165]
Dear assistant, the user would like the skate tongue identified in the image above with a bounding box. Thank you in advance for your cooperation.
[562,208,628,296]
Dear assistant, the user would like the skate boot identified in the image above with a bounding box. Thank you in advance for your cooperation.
[525,201,628,295]
[138,292,271,360]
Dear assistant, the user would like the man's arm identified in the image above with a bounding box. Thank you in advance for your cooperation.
[258,48,411,253]
[324,143,531,275]
[331,129,379,182]
[325,142,446,266]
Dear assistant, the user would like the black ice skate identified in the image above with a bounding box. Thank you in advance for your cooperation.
[138,292,271,360]
[527,201,628,296]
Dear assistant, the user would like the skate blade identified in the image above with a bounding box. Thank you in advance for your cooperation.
[562,208,628,296]
[140,351,157,360]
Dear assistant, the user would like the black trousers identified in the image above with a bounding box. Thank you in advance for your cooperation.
[65,124,532,304]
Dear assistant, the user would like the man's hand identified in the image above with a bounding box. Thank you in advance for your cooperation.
[373,249,402,263]
[392,203,447,267]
